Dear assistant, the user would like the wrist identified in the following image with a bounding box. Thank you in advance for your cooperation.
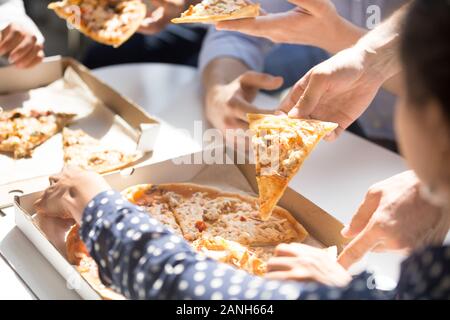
[326,17,366,54]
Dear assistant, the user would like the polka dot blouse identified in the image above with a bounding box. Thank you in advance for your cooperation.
[79,191,450,300]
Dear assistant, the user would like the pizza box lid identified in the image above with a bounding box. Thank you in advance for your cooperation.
[0,56,161,208]
[13,147,348,300]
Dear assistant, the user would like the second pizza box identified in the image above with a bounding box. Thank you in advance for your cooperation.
[13,147,348,300]
[0,56,161,208]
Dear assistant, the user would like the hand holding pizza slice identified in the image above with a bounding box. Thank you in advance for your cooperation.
[248,114,337,221]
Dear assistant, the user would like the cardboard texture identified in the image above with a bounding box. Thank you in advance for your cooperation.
[14,148,347,300]
[0,57,161,207]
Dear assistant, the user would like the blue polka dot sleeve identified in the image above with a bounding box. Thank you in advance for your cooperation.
[79,191,450,300]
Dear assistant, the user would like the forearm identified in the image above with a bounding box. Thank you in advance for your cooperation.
[202,57,250,92]
[324,16,366,54]
[353,3,411,93]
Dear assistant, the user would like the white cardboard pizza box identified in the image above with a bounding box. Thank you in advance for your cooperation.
[0,56,161,208]
[13,147,347,300]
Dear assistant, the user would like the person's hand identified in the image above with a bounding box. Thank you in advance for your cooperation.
[266,243,352,287]
[205,71,283,134]
[279,47,387,140]
[338,171,450,269]
[34,167,111,224]
[0,23,44,68]
[138,0,187,35]
[216,0,364,54]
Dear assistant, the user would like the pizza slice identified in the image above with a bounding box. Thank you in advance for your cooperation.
[172,0,260,24]
[62,128,142,174]
[48,0,147,47]
[0,108,75,159]
[248,114,338,221]
[192,236,266,275]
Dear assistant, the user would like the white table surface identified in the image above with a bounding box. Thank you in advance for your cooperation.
[0,63,410,299]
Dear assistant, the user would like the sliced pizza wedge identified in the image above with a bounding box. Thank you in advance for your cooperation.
[172,0,260,24]
[122,184,183,235]
[48,0,147,47]
[248,114,338,221]
[0,109,75,159]
[62,128,142,174]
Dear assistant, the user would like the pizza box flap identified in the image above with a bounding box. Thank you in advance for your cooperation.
[0,56,161,208]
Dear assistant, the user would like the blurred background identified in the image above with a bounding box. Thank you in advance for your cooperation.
[24,0,91,59]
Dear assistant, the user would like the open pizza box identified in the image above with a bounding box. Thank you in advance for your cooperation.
[0,56,161,208]
[13,147,348,300]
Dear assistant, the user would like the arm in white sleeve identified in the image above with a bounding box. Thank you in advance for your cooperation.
[0,0,44,44]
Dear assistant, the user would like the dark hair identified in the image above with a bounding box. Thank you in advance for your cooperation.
[401,0,450,122]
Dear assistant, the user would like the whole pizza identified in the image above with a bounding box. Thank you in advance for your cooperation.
[65,182,309,299]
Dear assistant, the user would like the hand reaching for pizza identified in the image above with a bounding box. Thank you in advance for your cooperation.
[34,167,111,224]
[139,0,192,35]
[338,171,450,269]
[205,70,283,134]
[216,0,364,54]
[279,47,388,140]
[0,23,44,68]
[265,243,352,287]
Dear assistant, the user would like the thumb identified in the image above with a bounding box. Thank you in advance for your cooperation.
[288,72,328,118]
[342,192,380,238]
[338,229,379,269]
[240,72,284,91]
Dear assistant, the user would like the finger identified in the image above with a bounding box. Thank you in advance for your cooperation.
[274,243,300,257]
[19,50,44,69]
[266,257,297,272]
[338,229,379,269]
[278,71,311,113]
[288,72,329,118]
[9,35,36,63]
[341,190,381,238]
[265,270,293,280]
[0,30,24,56]
[228,95,265,122]
[15,46,43,68]
[239,72,284,91]
[216,15,273,35]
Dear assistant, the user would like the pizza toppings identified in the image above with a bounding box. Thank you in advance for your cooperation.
[248,114,338,220]
[122,183,308,253]
[195,220,208,232]
[0,108,75,158]
[192,236,266,276]
[48,0,147,47]
[172,0,260,24]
